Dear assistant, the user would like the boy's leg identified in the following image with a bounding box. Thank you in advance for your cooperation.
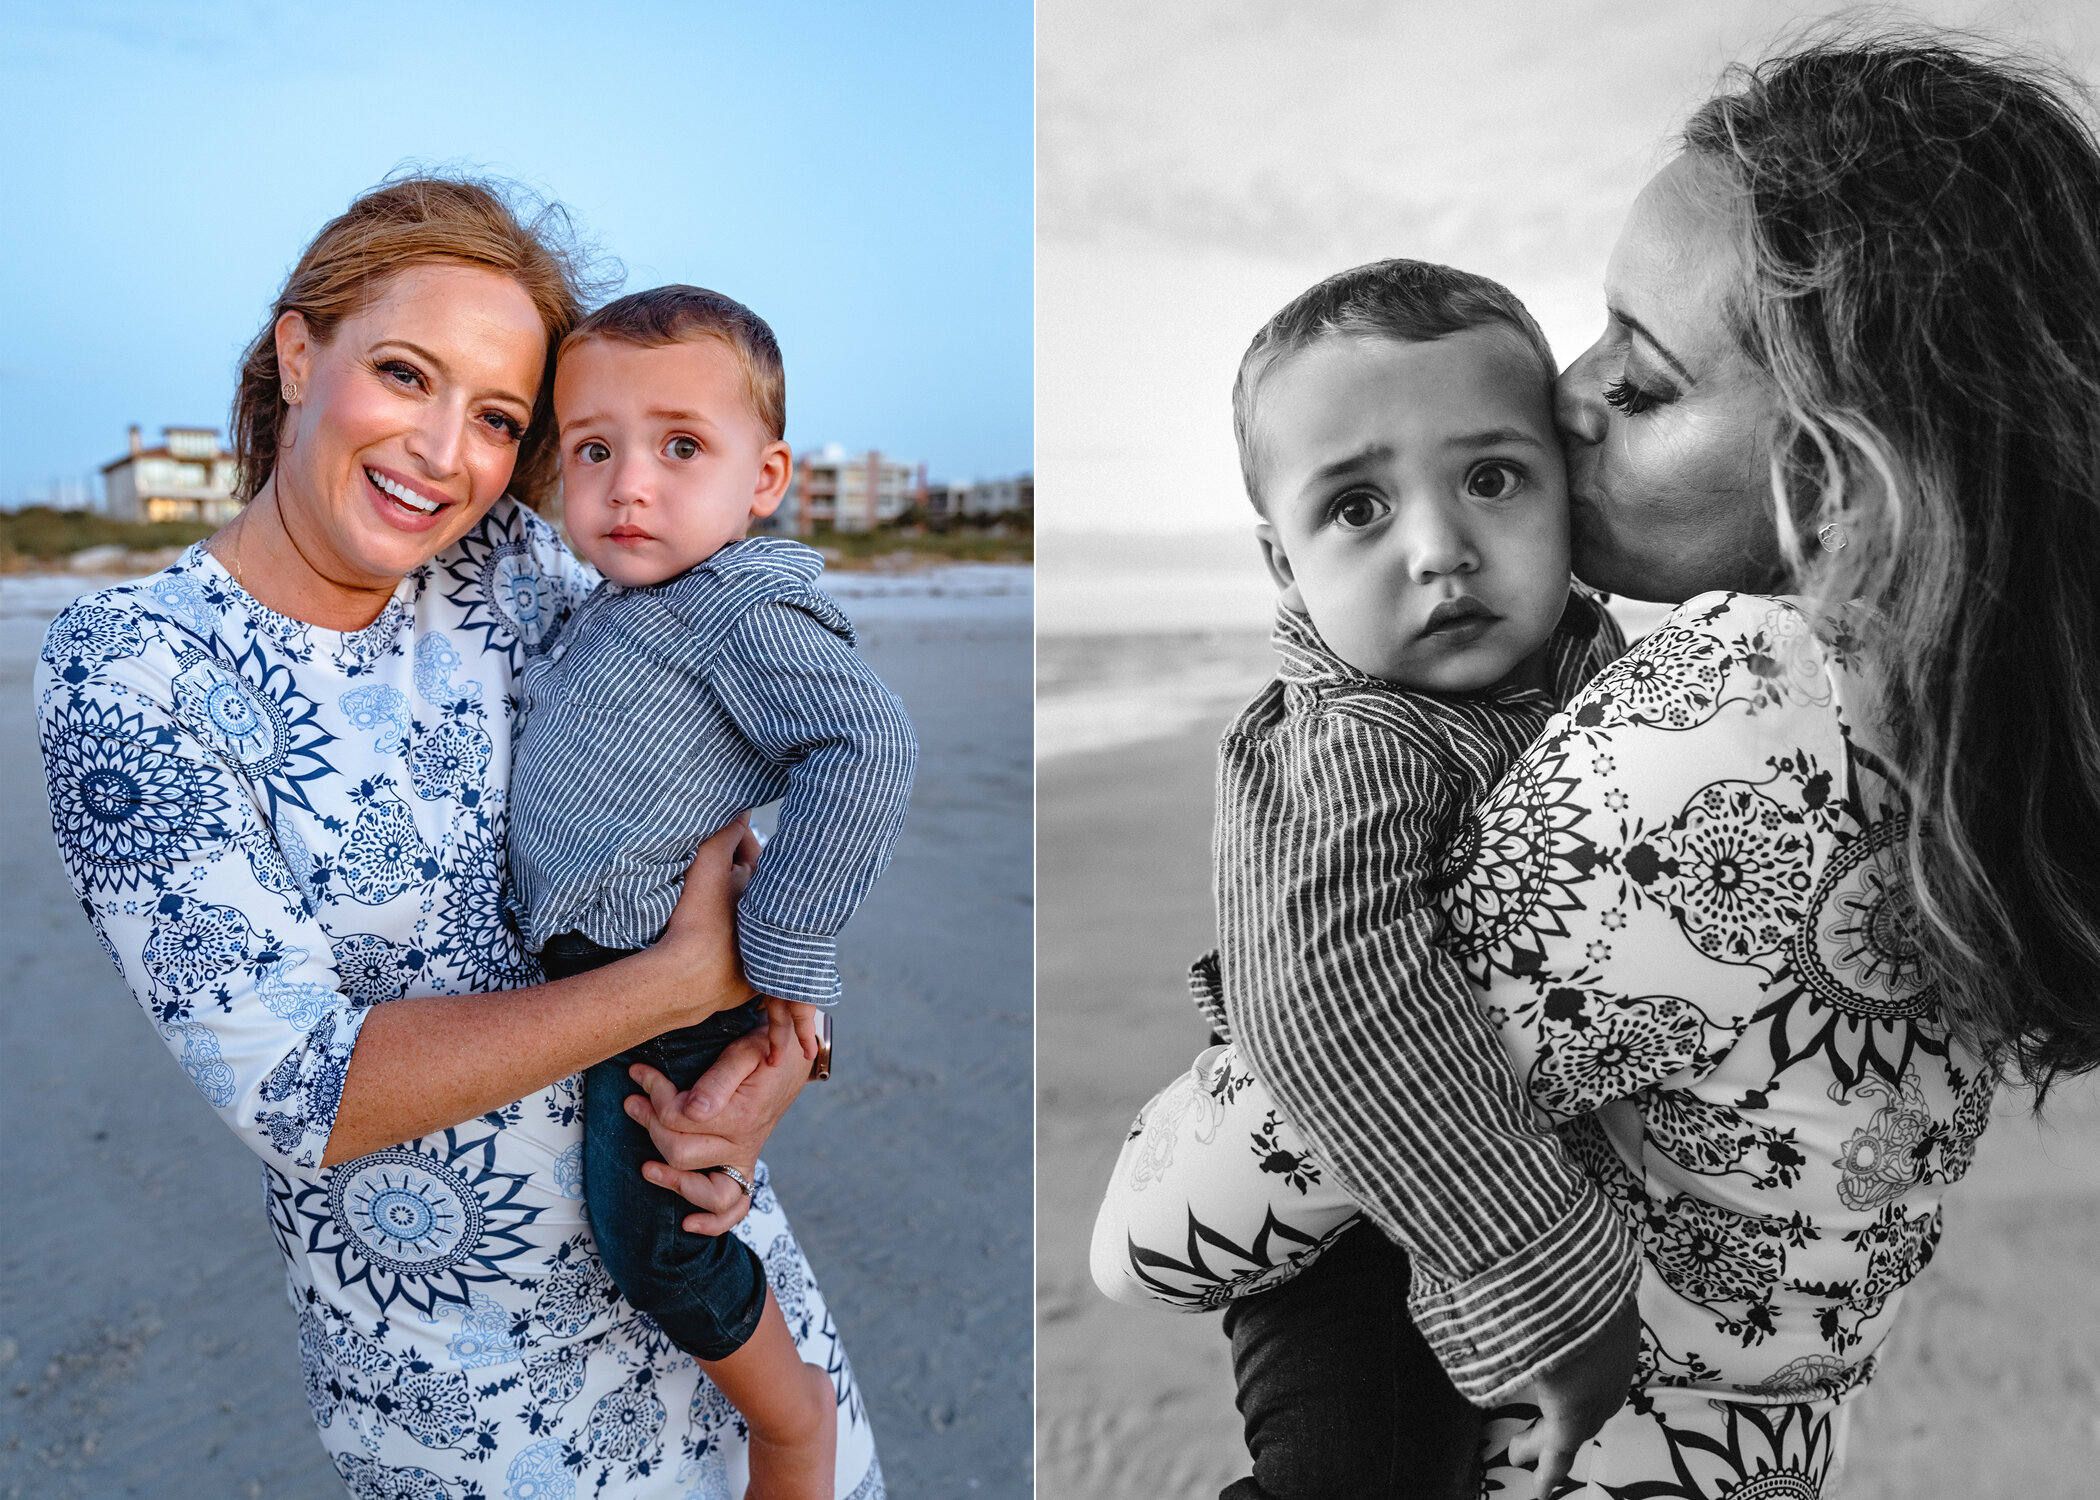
[1219,1221,1482,1500]
[699,1285,838,1499]
[557,928,773,1361]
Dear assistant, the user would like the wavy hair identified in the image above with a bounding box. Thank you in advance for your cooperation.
[1685,25,2100,1093]
[230,173,608,512]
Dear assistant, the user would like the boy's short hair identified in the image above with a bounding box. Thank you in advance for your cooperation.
[563,284,786,440]
[1232,259,1557,514]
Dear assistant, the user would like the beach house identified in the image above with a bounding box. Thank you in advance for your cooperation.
[101,424,240,524]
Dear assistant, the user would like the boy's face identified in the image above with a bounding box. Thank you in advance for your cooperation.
[554,336,791,588]
[1251,328,1572,692]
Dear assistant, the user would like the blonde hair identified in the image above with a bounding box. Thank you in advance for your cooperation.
[230,173,603,511]
[1688,24,2100,1093]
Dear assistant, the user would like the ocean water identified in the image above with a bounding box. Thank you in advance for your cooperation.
[1035,536,1671,763]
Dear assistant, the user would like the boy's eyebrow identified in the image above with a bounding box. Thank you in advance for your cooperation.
[1608,305,1694,384]
[556,406,724,434]
[1307,442,1394,483]
[1443,427,1548,451]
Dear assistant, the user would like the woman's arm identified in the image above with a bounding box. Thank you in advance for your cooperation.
[322,818,758,1164]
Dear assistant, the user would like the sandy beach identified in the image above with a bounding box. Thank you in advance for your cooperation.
[0,564,1032,1499]
[1036,630,2100,1500]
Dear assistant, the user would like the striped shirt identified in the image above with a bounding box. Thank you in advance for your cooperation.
[508,537,916,1006]
[1196,594,1641,1402]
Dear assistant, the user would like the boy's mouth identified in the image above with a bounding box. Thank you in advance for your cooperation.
[365,466,447,516]
[607,525,655,542]
[1420,597,1498,638]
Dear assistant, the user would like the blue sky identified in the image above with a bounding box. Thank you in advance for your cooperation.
[0,0,1031,506]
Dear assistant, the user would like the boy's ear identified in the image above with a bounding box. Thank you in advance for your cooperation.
[748,441,793,520]
[1255,521,1305,613]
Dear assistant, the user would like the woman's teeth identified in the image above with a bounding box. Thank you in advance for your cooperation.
[367,468,440,513]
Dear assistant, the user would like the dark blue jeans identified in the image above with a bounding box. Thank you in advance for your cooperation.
[1219,1220,1483,1500]
[544,932,771,1361]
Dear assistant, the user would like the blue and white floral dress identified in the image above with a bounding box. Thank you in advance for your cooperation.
[34,500,881,1500]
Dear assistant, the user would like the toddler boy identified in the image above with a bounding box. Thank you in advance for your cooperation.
[1095,260,1637,1495]
[509,285,916,1499]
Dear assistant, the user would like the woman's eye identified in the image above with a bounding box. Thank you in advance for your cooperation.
[1332,492,1386,530]
[578,440,611,464]
[378,360,423,389]
[1464,462,1523,501]
[663,436,700,461]
[482,411,524,441]
[1602,376,1665,416]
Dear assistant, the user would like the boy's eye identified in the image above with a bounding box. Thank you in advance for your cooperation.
[1332,491,1387,530]
[1464,462,1524,501]
[663,436,700,461]
[578,440,611,464]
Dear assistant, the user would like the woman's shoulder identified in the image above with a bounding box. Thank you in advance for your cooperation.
[421,498,599,661]
[38,546,236,708]
[1565,589,1847,743]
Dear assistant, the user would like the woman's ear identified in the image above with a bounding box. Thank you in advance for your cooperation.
[1255,521,1305,613]
[275,311,315,406]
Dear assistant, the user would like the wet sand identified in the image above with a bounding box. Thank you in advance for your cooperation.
[0,568,1032,1498]
[1036,698,2100,1500]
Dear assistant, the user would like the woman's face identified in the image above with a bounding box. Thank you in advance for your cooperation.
[272,262,546,589]
[1556,153,1787,604]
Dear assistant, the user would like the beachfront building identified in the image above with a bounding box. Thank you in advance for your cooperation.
[102,425,241,524]
[916,473,1034,526]
[775,444,924,535]
[961,472,1033,519]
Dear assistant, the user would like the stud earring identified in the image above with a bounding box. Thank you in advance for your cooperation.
[283,381,300,404]
[1817,521,1848,553]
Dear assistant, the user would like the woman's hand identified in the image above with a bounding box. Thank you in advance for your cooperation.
[625,997,811,1234]
[647,814,764,1032]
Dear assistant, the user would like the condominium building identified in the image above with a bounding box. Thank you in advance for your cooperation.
[778,444,924,534]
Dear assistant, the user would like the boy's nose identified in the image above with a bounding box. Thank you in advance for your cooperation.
[1400,499,1478,581]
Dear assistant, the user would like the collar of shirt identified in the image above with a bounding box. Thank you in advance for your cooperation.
[1269,588,1602,711]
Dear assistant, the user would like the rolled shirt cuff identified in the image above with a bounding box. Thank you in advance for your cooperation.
[1406,1183,1642,1405]
[736,910,841,1007]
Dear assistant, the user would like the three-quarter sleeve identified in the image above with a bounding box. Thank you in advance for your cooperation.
[704,599,918,1006]
[1222,702,1637,1402]
[38,619,368,1174]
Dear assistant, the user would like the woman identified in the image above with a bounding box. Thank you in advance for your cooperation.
[1097,29,2100,1498]
[35,176,882,1498]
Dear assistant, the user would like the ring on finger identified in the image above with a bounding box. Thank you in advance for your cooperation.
[711,1164,753,1197]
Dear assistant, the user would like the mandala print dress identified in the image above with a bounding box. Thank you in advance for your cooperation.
[1099,591,1991,1498]
[34,500,882,1500]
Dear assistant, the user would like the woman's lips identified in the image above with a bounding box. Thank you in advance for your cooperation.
[363,465,451,530]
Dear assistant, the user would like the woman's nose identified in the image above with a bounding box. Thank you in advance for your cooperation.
[406,403,468,478]
[1556,343,1610,448]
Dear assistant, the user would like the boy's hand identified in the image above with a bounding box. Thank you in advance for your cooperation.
[1507,1293,1639,1498]
[780,1000,824,1067]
